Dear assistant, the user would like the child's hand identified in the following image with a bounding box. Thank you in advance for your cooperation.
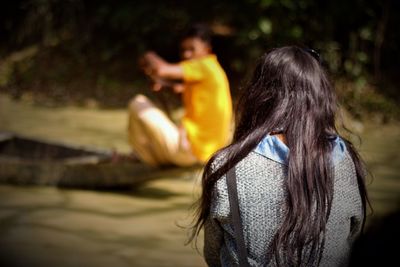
[138,54,153,76]
[151,81,163,92]
[143,51,163,69]
[172,83,185,93]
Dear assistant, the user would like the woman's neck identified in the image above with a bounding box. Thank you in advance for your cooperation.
[275,133,287,145]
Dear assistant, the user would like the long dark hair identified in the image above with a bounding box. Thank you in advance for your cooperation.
[189,46,368,266]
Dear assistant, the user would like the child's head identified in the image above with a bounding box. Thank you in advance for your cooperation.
[234,46,336,141]
[180,24,212,60]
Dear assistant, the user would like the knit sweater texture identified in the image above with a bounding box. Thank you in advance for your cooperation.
[204,136,364,267]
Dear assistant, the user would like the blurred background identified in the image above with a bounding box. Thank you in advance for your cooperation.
[0,0,399,266]
[1,0,399,116]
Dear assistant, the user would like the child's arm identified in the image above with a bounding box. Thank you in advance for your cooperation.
[142,51,184,80]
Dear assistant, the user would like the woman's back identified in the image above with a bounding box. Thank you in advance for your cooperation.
[204,135,363,266]
[190,46,368,267]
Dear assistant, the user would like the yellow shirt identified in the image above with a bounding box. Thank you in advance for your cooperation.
[180,54,232,162]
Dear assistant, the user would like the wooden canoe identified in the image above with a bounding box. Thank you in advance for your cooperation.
[0,132,201,189]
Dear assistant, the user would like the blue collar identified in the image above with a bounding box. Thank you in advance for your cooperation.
[254,135,346,165]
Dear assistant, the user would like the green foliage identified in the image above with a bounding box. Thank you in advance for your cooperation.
[336,78,399,122]
[0,0,399,117]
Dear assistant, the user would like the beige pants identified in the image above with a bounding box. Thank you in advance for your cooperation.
[128,94,199,167]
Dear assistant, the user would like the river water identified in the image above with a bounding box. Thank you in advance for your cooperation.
[0,95,399,266]
[0,171,206,267]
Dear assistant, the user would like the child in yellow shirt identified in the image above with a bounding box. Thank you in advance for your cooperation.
[128,24,232,166]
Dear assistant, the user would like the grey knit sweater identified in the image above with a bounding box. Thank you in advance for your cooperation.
[204,135,364,267]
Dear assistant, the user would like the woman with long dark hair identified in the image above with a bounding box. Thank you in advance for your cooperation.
[189,46,369,266]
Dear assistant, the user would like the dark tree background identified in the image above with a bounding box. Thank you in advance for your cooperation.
[0,0,398,119]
